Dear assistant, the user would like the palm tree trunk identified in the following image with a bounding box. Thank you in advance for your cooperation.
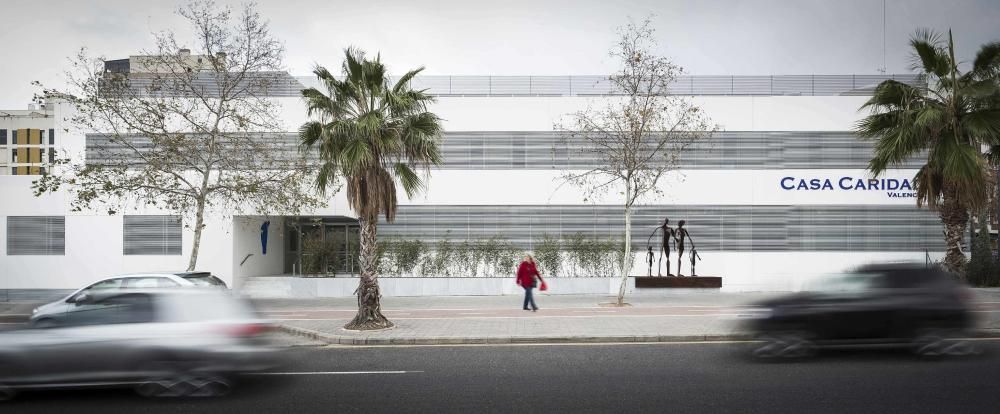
[940,186,970,278]
[344,216,393,330]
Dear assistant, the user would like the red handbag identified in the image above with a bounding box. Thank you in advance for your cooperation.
[539,281,548,291]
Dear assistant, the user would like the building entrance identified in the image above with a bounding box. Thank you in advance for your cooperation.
[284,216,360,275]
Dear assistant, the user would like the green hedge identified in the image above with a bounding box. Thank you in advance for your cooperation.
[377,233,634,278]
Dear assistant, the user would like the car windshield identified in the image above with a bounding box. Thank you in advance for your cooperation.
[183,274,226,287]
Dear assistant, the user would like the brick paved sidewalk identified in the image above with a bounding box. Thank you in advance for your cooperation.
[260,291,1000,345]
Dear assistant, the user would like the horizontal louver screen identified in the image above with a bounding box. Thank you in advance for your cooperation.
[379,205,947,252]
[7,216,65,255]
[296,74,926,97]
[123,215,182,255]
[86,131,925,170]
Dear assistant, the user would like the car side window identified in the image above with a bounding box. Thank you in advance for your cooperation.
[89,278,125,290]
[64,293,156,326]
[113,294,156,324]
[71,278,124,302]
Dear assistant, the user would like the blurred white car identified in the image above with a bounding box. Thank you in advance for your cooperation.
[31,272,227,327]
[1,289,280,400]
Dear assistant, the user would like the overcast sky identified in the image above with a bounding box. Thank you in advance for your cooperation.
[0,0,997,108]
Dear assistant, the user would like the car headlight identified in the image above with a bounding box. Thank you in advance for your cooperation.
[32,308,38,314]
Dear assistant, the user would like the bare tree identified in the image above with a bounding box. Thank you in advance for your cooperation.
[32,1,324,270]
[555,18,717,306]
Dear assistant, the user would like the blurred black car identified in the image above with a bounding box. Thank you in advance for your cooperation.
[742,263,976,358]
[0,289,280,401]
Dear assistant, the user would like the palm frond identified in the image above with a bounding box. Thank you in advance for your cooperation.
[909,29,949,77]
[392,163,424,197]
[299,47,444,222]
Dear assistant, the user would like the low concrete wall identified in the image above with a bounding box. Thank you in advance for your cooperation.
[244,276,621,298]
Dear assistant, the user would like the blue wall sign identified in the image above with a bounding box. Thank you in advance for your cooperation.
[260,221,270,255]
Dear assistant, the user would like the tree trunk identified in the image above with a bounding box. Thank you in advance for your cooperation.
[616,202,632,306]
[345,216,393,330]
[940,186,969,278]
[186,198,207,271]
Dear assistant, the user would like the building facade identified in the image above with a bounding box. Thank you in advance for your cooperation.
[0,71,948,293]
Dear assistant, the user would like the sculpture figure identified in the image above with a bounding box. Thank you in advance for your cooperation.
[690,248,701,277]
[646,218,676,277]
[646,246,655,276]
[675,220,695,276]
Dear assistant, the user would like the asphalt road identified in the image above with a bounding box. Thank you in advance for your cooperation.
[5,340,1000,414]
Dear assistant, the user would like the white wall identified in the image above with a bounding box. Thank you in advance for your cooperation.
[410,169,922,207]
[231,216,285,289]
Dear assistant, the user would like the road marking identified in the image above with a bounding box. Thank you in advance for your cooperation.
[248,370,423,375]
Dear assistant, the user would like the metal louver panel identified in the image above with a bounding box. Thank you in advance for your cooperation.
[379,205,946,252]
[123,215,182,255]
[7,216,65,255]
[86,131,925,170]
[295,74,926,97]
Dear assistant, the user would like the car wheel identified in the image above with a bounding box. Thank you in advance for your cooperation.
[752,332,816,359]
[912,330,978,357]
[135,360,231,398]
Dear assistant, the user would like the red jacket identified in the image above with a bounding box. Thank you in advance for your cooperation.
[516,261,541,288]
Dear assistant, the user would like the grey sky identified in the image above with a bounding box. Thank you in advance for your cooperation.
[0,0,997,108]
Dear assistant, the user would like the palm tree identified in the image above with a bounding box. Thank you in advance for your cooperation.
[856,29,1000,276]
[300,48,443,330]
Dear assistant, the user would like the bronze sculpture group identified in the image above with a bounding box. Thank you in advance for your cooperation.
[646,218,700,277]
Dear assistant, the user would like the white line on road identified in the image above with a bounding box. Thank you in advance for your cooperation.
[248,371,423,376]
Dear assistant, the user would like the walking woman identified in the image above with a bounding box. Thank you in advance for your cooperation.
[516,254,544,312]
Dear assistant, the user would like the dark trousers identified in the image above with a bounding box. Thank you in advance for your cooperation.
[523,287,538,310]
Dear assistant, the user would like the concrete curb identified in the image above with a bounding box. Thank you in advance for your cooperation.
[278,324,755,345]
[279,324,1000,346]
[0,315,29,323]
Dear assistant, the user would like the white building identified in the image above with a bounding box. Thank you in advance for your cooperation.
[0,68,945,295]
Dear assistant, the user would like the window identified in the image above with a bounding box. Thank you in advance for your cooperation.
[11,130,16,145]
[0,129,6,145]
[48,149,55,163]
[89,278,125,290]
[69,278,123,303]
[7,216,65,255]
[123,215,182,255]
[49,128,55,145]
[64,293,156,326]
